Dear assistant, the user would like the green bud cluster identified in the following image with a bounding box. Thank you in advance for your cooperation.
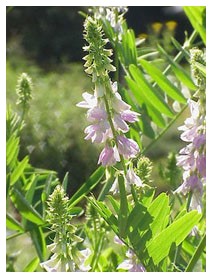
[42,185,90,272]
[135,156,153,185]
[190,48,206,89]
[16,72,32,109]
[83,16,116,82]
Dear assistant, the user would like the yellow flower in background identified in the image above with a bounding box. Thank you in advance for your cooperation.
[151,22,163,33]
[165,21,178,31]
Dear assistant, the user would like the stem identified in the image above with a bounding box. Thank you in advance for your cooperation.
[186,191,193,212]
[6,231,24,240]
[185,233,206,272]
[103,91,127,175]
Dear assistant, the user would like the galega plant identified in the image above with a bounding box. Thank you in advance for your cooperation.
[6,6,206,272]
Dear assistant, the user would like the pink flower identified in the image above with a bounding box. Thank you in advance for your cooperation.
[98,145,120,166]
[113,114,129,133]
[126,167,143,187]
[84,121,110,143]
[117,250,145,272]
[87,106,107,122]
[117,135,139,159]
[121,110,140,123]
[76,92,97,109]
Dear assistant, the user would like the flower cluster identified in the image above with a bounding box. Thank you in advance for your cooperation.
[93,6,128,40]
[175,48,206,212]
[40,185,91,272]
[16,72,33,109]
[77,16,140,167]
[176,100,206,211]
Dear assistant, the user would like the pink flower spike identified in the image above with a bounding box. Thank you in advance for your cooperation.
[117,135,139,159]
[98,145,120,166]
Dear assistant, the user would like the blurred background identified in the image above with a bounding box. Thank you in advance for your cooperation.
[6,6,193,195]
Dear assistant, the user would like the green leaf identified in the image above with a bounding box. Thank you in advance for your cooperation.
[126,76,166,128]
[185,234,206,272]
[148,193,170,236]
[118,175,129,239]
[147,210,201,265]
[62,172,69,192]
[127,202,152,234]
[6,213,24,232]
[98,168,115,201]
[6,135,20,166]
[29,224,46,261]
[129,64,174,117]
[87,197,119,234]
[157,44,197,90]
[25,175,39,203]
[140,59,186,103]
[69,166,105,207]
[10,188,44,225]
[23,257,40,272]
[106,195,120,214]
[183,6,206,45]
[68,206,84,216]
[10,156,29,185]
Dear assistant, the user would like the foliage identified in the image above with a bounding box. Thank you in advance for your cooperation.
[6,6,206,272]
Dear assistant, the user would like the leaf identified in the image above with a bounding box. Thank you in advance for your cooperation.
[157,44,197,90]
[127,202,152,234]
[148,193,170,236]
[68,206,84,216]
[6,135,20,166]
[25,175,39,203]
[10,156,29,185]
[23,257,40,272]
[87,197,119,234]
[62,172,69,192]
[129,64,175,117]
[147,210,201,265]
[29,224,46,261]
[6,213,24,232]
[98,168,115,201]
[69,166,105,207]
[140,59,186,103]
[183,6,206,45]
[10,188,44,225]
[126,76,166,128]
[118,175,129,239]
[106,195,120,214]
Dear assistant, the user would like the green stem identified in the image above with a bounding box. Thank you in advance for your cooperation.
[185,233,206,272]
[103,91,127,175]
[6,231,24,240]
[186,191,193,212]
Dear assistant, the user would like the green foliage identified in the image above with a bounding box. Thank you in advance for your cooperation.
[183,7,206,45]
[7,6,206,272]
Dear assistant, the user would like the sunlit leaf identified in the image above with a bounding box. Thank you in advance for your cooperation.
[147,210,201,264]
[140,59,186,103]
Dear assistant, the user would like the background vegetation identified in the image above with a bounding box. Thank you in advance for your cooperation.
[7,6,192,194]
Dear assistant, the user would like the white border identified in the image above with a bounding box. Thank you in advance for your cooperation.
[2,0,211,276]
